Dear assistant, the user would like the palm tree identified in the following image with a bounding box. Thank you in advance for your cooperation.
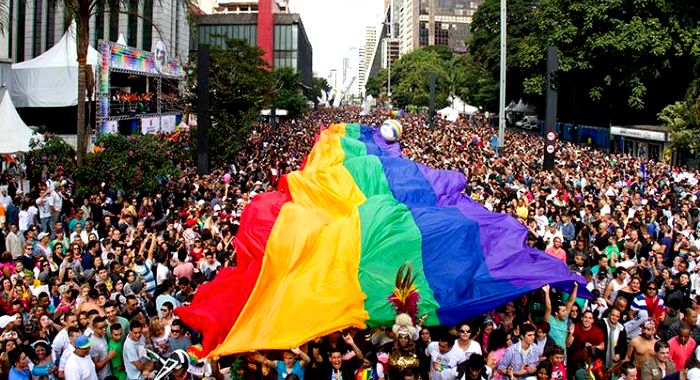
[0,0,9,34]
[59,0,184,164]
[58,0,106,164]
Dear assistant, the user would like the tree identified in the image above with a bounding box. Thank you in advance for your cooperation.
[659,80,700,155]
[305,76,331,108]
[470,0,700,124]
[188,38,274,167]
[365,68,389,98]
[271,67,308,118]
[0,0,8,32]
[54,0,97,165]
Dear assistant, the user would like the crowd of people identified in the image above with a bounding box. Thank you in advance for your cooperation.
[0,108,697,380]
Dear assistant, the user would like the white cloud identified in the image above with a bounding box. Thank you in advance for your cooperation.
[292,0,384,77]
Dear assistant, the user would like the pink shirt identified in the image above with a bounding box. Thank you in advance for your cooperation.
[668,336,696,371]
[545,247,567,262]
[173,262,195,281]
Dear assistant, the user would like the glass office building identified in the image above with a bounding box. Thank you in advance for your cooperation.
[192,13,313,86]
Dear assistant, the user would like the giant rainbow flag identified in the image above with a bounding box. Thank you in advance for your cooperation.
[176,123,588,356]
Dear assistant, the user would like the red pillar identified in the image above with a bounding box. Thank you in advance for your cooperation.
[257,0,274,68]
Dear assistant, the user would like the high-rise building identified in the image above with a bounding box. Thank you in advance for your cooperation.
[0,0,190,63]
[400,0,481,55]
[347,47,360,97]
[381,38,400,70]
[358,25,377,96]
[211,0,289,15]
[358,47,367,96]
[192,0,313,85]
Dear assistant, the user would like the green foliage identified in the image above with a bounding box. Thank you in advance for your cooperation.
[28,136,77,181]
[74,134,189,199]
[305,76,331,108]
[659,81,700,155]
[469,0,700,122]
[187,38,274,167]
[272,67,308,118]
[365,68,389,98]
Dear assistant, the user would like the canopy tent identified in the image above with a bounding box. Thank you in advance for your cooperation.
[506,99,537,115]
[260,109,288,116]
[448,96,479,115]
[0,90,40,153]
[437,106,460,122]
[10,21,100,108]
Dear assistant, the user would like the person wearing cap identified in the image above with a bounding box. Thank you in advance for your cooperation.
[35,232,51,259]
[626,319,659,371]
[64,334,98,380]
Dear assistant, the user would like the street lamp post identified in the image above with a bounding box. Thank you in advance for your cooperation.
[497,0,507,151]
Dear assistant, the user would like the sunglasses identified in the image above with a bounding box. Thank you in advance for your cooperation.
[459,329,471,334]
[171,329,181,333]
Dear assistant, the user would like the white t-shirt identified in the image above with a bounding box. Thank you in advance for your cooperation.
[18,210,30,232]
[155,263,171,286]
[64,352,98,380]
[38,196,53,218]
[447,339,482,366]
[427,342,464,380]
[27,206,38,225]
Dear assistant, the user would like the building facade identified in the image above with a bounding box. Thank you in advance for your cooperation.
[0,0,189,64]
[192,11,313,85]
[403,0,481,54]
[358,25,377,96]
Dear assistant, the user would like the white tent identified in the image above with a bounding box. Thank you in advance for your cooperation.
[448,96,479,115]
[10,21,100,108]
[260,109,289,116]
[0,90,39,153]
[116,34,127,45]
[437,106,460,122]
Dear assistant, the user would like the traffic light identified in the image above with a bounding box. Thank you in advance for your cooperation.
[549,70,558,91]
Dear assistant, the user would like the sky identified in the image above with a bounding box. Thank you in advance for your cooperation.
[290,0,385,77]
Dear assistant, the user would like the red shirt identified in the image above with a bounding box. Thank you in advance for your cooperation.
[569,324,604,364]
[668,336,696,371]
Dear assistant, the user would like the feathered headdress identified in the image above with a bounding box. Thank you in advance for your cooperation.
[388,264,420,326]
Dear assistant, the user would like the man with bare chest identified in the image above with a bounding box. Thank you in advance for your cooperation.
[626,320,658,369]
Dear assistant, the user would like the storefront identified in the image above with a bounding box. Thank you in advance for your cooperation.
[610,125,669,161]
[96,40,185,135]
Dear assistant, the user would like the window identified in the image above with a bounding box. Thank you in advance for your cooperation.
[8,0,14,59]
[419,21,428,47]
[33,0,43,57]
[127,0,138,47]
[16,0,25,61]
[46,2,55,49]
[95,1,104,46]
[142,0,153,50]
[109,3,119,42]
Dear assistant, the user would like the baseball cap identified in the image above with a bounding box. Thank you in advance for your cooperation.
[0,314,18,329]
[75,335,93,349]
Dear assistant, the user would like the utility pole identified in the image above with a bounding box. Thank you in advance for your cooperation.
[197,44,210,176]
[497,0,507,150]
[543,46,559,170]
